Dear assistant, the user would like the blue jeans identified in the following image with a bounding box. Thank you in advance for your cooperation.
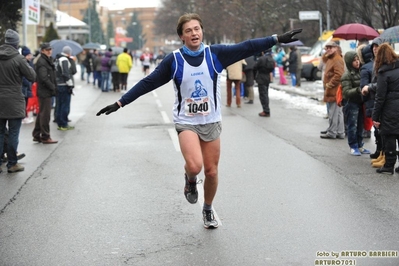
[56,85,71,128]
[93,71,102,88]
[0,118,22,168]
[101,72,110,92]
[344,101,364,149]
[290,72,297,86]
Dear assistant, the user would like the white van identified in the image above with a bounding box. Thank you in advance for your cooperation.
[301,30,358,81]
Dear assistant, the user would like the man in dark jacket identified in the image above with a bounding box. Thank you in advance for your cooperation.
[254,50,275,117]
[0,29,36,173]
[32,43,58,144]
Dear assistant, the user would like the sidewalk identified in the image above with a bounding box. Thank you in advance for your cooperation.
[269,78,324,101]
[0,64,146,211]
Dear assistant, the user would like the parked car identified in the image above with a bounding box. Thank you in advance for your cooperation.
[297,46,311,55]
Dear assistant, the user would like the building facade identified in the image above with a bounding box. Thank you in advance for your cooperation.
[57,0,163,53]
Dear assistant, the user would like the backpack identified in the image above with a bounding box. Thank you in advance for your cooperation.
[54,57,61,73]
[264,54,275,73]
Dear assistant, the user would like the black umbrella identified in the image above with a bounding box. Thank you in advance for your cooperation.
[49,39,83,57]
[83,42,102,50]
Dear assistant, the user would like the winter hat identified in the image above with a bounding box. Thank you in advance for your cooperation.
[40,43,51,50]
[5,29,20,46]
[62,46,72,55]
[21,46,32,57]
[325,41,339,48]
[371,37,384,48]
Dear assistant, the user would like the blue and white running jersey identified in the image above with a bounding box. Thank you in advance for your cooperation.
[172,46,221,125]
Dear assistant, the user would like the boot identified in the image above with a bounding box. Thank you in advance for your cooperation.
[372,154,385,168]
[370,150,381,159]
[376,166,394,174]
[371,152,384,164]
[370,131,382,159]
[376,151,396,174]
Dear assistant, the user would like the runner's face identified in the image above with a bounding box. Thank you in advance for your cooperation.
[180,20,203,51]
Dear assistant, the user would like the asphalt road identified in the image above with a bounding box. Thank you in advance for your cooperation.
[0,65,398,266]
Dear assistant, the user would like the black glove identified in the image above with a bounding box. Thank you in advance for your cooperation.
[277,29,303,43]
[96,102,120,116]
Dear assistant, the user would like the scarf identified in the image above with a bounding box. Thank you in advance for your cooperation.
[182,43,205,57]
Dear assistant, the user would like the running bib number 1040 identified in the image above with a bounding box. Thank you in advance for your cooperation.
[185,97,210,116]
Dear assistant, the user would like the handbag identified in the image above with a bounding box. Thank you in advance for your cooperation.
[336,84,343,107]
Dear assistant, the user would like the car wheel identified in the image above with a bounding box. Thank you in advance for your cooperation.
[312,68,321,80]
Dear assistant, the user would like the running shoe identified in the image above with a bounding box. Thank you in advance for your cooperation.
[350,148,361,156]
[202,209,218,229]
[359,147,371,154]
[184,174,198,204]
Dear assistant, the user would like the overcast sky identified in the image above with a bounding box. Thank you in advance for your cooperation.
[99,0,161,9]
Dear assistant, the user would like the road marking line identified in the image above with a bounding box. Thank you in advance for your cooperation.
[161,111,170,124]
[156,99,162,108]
[168,128,180,152]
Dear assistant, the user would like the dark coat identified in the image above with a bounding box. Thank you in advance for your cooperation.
[254,54,273,85]
[288,47,298,73]
[358,44,375,117]
[22,59,34,98]
[35,53,57,98]
[243,56,256,87]
[0,44,36,119]
[372,60,399,135]
[341,51,362,104]
[92,55,102,72]
[55,54,73,86]
[83,52,93,73]
[101,52,112,72]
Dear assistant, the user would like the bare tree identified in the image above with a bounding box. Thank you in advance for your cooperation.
[374,0,399,29]
[154,0,399,50]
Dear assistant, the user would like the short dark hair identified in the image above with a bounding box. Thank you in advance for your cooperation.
[176,13,203,36]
